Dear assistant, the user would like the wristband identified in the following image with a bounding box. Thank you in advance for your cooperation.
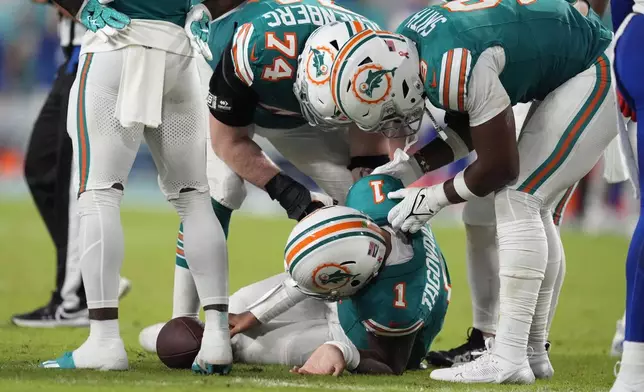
[265,173,312,220]
[324,340,361,371]
[453,171,477,201]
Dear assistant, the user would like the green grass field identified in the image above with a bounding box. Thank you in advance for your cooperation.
[0,200,630,391]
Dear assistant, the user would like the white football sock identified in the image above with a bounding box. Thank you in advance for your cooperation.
[616,342,644,387]
[494,189,547,363]
[529,211,561,352]
[78,189,124,309]
[200,309,233,365]
[172,264,200,319]
[547,226,565,337]
[465,223,500,335]
[171,191,229,309]
[72,319,127,370]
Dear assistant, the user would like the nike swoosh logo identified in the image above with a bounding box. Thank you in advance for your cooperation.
[415,194,426,212]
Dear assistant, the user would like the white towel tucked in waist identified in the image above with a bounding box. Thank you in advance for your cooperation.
[115,46,165,128]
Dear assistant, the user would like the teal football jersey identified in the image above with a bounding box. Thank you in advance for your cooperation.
[339,174,451,369]
[208,0,378,129]
[110,0,192,26]
[396,0,612,112]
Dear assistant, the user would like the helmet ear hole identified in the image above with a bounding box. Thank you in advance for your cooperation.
[351,280,361,287]
[358,56,372,66]
[402,80,410,98]
[330,39,340,51]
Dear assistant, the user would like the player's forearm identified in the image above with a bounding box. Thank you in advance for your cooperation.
[413,125,474,174]
[248,279,307,324]
[210,120,280,189]
[442,108,518,203]
[201,0,244,19]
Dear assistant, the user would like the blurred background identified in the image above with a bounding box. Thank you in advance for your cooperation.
[0,0,634,236]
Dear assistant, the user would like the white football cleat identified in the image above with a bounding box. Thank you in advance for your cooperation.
[430,339,535,384]
[41,338,128,370]
[611,317,626,357]
[192,329,233,375]
[139,322,165,353]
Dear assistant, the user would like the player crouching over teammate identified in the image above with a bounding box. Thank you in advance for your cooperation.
[329,0,616,384]
[142,175,450,375]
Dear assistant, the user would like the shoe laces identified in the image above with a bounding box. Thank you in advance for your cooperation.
[446,327,484,356]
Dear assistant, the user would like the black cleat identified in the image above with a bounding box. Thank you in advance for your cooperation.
[426,327,486,367]
[11,296,89,328]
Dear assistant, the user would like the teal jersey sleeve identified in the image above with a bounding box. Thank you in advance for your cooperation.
[396,0,612,110]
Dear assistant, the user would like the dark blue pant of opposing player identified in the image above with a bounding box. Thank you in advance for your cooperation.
[615,13,644,346]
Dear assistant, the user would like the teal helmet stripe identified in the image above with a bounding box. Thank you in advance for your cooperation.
[288,231,387,274]
[345,21,355,36]
[284,214,367,255]
[334,33,407,117]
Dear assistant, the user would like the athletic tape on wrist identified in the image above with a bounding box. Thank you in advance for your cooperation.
[453,171,476,201]
[324,340,361,371]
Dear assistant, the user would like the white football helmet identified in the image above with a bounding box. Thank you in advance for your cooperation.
[294,21,372,130]
[330,30,425,137]
[284,205,388,301]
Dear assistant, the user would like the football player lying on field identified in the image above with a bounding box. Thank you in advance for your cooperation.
[141,174,450,375]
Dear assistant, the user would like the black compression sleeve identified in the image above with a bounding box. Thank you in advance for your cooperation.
[265,173,317,221]
[207,35,258,127]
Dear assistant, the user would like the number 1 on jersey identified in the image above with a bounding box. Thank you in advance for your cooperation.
[393,283,407,308]
[369,180,386,204]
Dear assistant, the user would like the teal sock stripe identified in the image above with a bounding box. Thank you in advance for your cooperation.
[175,198,233,269]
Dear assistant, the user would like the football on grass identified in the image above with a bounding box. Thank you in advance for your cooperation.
[156,317,204,369]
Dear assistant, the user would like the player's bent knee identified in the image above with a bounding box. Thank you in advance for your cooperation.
[495,188,543,225]
[170,189,212,219]
[77,188,124,215]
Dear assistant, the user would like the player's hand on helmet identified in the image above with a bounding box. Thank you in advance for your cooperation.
[387,186,445,233]
[79,0,131,43]
[291,344,346,376]
[185,4,213,61]
[617,89,637,122]
[300,191,337,221]
[228,311,260,337]
[372,149,422,185]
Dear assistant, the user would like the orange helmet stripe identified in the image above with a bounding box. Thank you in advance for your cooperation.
[285,220,366,267]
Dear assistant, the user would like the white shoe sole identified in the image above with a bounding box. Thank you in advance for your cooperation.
[11,317,90,328]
